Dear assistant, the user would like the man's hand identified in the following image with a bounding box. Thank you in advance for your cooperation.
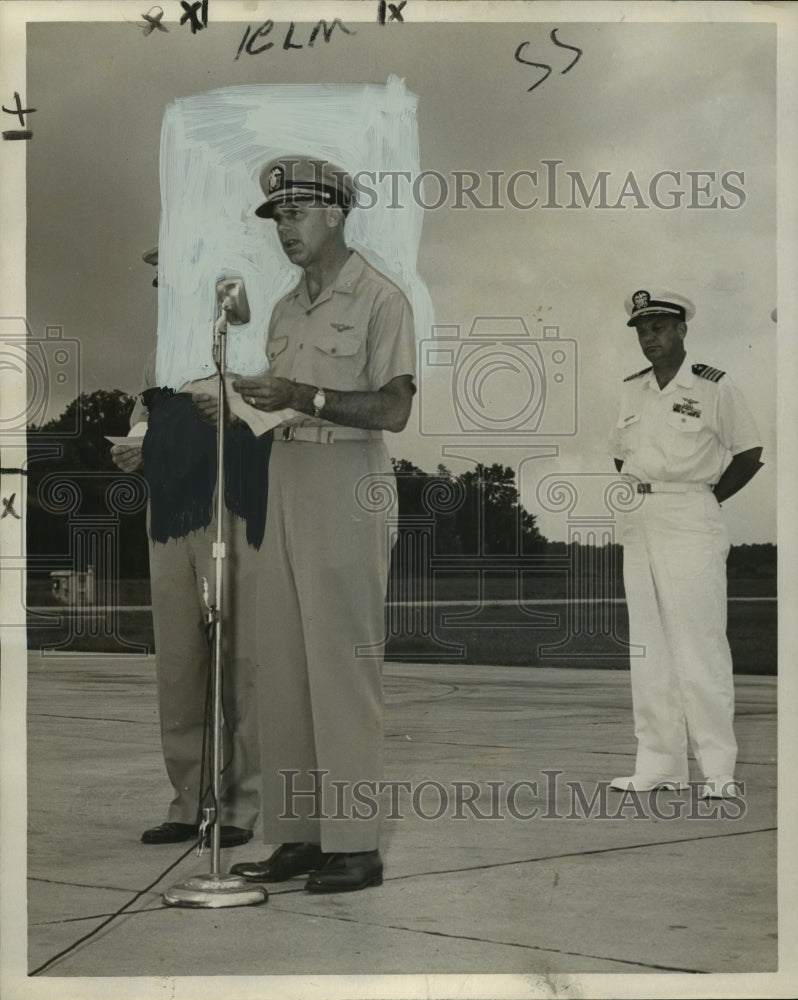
[233,373,414,431]
[110,443,143,473]
[193,392,221,426]
[232,375,296,412]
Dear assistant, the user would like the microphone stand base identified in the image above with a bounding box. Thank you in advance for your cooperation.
[163,873,269,909]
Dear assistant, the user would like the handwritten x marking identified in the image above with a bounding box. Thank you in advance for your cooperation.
[141,7,168,35]
[1,494,21,520]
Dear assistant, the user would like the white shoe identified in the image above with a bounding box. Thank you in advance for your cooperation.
[610,774,688,792]
[699,775,741,799]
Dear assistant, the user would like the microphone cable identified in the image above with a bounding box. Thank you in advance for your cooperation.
[30,629,239,976]
[28,839,198,976]
[194,612,237,833]
[33,335,246,975]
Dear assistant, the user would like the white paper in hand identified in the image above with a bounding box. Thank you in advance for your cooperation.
[106,422,148,447]
[179,375,297,437]
[224,377,298,436]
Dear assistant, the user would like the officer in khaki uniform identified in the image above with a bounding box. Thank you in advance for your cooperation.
[230,156,416,892]
[609,289,763,798]
[111,249,263,849]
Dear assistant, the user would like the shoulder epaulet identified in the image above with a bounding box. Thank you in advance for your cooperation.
[623,366,653,382]
[692,363,726,382]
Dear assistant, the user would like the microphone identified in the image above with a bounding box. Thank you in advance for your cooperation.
[213,277,250,363]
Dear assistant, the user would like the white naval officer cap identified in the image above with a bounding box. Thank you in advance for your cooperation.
[255,155,355,219]
[625,288,696,327]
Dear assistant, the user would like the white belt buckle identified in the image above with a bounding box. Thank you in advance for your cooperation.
[281,426,296,442]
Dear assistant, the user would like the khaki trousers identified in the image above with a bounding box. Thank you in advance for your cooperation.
[257,439,395,853]
[148,511,261,828]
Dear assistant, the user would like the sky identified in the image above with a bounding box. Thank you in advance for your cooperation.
[14,7,782,548]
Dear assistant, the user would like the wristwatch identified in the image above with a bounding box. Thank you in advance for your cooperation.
[312,387,326,419]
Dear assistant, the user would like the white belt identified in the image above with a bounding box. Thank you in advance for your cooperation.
[635,481,712,494]
[276,425,382,444]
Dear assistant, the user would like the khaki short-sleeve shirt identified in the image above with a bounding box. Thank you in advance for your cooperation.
[265,251,416,419]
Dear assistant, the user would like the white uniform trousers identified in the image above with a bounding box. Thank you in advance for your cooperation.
[148,511,261,829]
[621,490,736,780]
[257,439,394,853]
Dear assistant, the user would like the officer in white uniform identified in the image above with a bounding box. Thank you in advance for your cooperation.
[229,156,416,892]
[608,289,763,798]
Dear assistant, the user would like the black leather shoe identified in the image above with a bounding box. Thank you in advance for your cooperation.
[218,826,254,848]
[142,823,253,847]
[304,850,383,893]
[141,822,198,844]
[230,842,326,882]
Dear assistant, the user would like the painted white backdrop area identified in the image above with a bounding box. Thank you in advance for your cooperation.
[155,76,434,389]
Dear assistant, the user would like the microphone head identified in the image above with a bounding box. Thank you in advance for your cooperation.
[216,277,251,326]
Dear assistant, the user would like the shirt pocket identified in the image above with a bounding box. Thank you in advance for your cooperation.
[614,412,642,457]
[312,331,367,388]
[665,409,705,455]
[266,336,289,373]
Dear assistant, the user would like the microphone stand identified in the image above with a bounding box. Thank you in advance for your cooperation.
[164,284,267,909]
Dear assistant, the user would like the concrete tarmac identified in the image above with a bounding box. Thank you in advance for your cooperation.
[21,652,779,994]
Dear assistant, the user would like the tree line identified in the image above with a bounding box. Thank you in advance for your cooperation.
[26,390,776,587]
